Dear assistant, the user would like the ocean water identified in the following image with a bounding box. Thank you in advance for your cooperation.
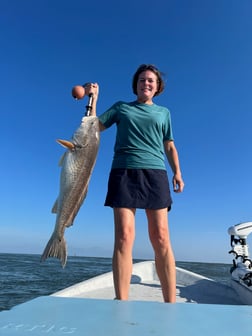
[0,253,232,312]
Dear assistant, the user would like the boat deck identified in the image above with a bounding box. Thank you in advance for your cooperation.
[53,261,242,305]
[62,279,241,304]
[1,296,251,335]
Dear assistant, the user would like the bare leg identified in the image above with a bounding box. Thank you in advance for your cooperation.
[146,208,176,303]
[112,207,135,300]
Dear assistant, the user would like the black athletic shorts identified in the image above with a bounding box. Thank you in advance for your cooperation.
[104,168,172,211]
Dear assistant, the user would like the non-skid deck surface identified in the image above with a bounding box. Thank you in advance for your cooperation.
[1,296,251,335]
[54,280,242,305]
[52,262,242,305]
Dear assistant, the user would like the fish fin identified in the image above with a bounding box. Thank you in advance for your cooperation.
[58,152,66,166]
[40,234,67,268]
[56,139,75,150]
[51,199,58,213]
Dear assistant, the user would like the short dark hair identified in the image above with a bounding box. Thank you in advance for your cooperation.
[132,64,165,96]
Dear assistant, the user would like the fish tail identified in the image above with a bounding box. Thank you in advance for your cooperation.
[40,233,67,268]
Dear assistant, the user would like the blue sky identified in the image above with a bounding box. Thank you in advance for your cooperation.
[1,0,252,263]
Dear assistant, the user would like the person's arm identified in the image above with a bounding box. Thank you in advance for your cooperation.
[164,140,184,193]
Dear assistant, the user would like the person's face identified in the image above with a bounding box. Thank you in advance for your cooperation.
[136,70,159,103]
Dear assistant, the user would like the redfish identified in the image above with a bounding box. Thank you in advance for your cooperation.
[41,116,100,267]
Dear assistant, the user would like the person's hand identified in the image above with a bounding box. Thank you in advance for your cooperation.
[173,173,184,193]
[84,82,99,101]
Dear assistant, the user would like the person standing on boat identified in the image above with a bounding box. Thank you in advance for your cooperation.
[85,64,184,303]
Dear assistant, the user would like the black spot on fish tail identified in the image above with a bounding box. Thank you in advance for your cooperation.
[40,234,67,268]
